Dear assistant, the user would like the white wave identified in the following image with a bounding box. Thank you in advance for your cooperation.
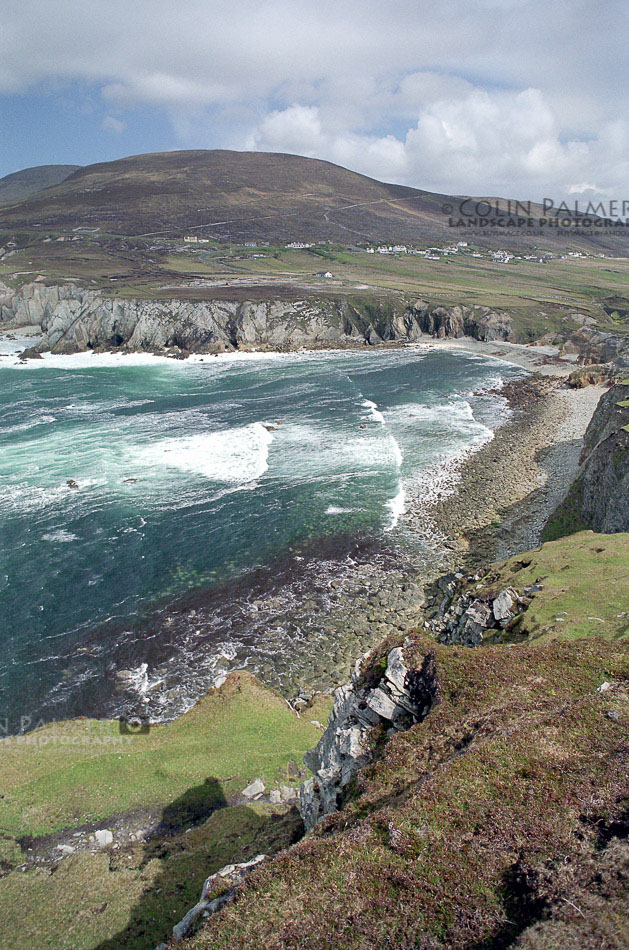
[325,505,353,515]
[269,421,400,480]
[135,421,274,483]
[389,398,493,446]
[359,399,403,469]
[3,414,56,433]
[386,486,406,530]
[42,529,79,543]
[362,399,385,424]
[116,662,150,698]
[62,398,155,413]
[390,434,403,468]
[2,351,179,371]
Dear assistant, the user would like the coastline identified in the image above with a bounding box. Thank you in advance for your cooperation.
[0,333,604,726]
[415,338,604,565]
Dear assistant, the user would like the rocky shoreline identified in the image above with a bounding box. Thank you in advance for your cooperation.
[417,340,605,567]
[0,332,604,726]
[231,340,606,706]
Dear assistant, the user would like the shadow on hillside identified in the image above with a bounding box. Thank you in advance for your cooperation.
[94,777,301,950]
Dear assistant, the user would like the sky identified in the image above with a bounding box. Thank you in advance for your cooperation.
[0,0,627,202]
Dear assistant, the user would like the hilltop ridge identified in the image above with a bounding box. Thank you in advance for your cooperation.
[1,149,626,253]
[0,164,81,207]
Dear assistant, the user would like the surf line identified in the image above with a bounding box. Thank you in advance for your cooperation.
[361,398,405,529]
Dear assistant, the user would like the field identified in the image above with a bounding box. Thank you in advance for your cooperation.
[2,231,629,343]
[0,674,331,949]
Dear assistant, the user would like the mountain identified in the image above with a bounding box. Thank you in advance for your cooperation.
[0,164,82,207]
[1,150,626,253]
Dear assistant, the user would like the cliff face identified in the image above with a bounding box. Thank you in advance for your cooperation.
[404,299,516,342]
[299,643,439,831]
[544,381,629,537]
[0,282,520,354]
[578,380,629,532]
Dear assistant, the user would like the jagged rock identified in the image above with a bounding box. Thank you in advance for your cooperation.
[3,280,629,361]
[0,280,520,355]
[578,382,629,532]
[94,829,113,848]
[544,379,629,537]
[299,647,438,830]
[493,588,518,622]
[242,778,265,799]
[365,686,404,720]
[172,854,266,942]
[279,785,298,803]
[268,786,298,805]
[19,346,43,360]
[441,599,494,646]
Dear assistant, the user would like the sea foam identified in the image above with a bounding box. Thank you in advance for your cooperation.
[135,421,274,484]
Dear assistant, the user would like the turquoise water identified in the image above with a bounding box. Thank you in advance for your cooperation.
[0,343,522,726]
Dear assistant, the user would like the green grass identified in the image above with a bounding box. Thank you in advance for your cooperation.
[469,532,629,643]
[0,673,332,949]
[3,231,629,344]
[184,634,628,949]
[0,803,301,950]
[0,672,330,839]
[541,477,589,540]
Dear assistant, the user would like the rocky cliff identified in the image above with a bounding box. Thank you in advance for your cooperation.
[544,379,629,537]
[299,642,439,830]
[0,281,522,355]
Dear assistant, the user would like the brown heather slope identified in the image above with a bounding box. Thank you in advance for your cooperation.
[184,631,628,950]
[2,150,627,253]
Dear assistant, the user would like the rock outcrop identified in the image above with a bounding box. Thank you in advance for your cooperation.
[430,573,533,647]
[0,281,519,355]
[168,854,267,944]
[577,380,629,532]
[299,644,439,830]
[544,380,629,537]
[405,299,516,342]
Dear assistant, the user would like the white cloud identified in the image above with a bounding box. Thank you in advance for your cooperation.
[0,0,627,200]
[248,105,323,155]
[249,87,628,201]
[101,115,125,134]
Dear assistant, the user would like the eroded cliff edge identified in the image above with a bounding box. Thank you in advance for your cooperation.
[0,280,532,354]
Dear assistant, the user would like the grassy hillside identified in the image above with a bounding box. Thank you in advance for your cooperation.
[1,150,626,254]
[186,632,628,949]
[0,533,625,948]
[2,232,628,347]
[458,531,629,644]
[0,165,81,207]
[176,532,628,949]
[0,673,331,949]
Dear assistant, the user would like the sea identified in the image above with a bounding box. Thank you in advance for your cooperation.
[0,338,524,731]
